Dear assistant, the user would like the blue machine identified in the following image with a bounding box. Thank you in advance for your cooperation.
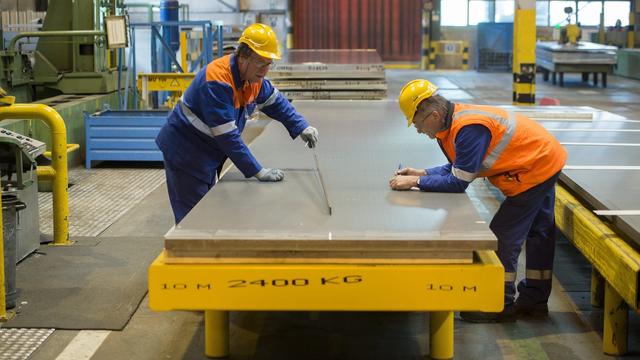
[84,110,169,168]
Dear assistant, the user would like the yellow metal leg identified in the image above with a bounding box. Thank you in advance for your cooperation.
[429,311,454,360]
[591,268,604,308]
[603,282,628,355]
[205,310,229,358]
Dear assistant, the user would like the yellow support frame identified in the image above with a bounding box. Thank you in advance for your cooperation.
[136,73,195,109]
[555,185,640,355]
[149,250,504,359]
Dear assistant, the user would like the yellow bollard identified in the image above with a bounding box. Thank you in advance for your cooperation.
[430,311,454,359]
[603,282,628,355]
[205,310,229,358]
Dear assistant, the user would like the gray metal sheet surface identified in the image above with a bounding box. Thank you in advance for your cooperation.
[540,119,640,247]
[167,100,496,255]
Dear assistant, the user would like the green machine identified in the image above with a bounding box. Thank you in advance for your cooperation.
[1,0,126,101]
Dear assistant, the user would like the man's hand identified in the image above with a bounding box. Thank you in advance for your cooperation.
[255,168,285,182]
[389,175,420,190]
[396,167,427,176]
[300,126,319,148]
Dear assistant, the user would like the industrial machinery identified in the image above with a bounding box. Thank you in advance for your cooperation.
[0,0,127,102]
[0,127,46,261]
[559,7,581,45]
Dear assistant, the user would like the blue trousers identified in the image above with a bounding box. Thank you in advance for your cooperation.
[164,161,223,224]
[490,172,560,305]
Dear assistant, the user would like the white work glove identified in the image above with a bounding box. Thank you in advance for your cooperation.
[300,126,319,148]
[254,168,285,182]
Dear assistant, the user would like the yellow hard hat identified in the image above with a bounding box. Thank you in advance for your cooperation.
[238,23,281,60]
[398,79,438,126]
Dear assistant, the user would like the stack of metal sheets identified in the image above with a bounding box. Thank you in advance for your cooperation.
[537,109,640,248]
[165,100,496,264]
[536,41,617,67]
[268,49,387,100]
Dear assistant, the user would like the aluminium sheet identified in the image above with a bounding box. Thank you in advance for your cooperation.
[166,100,496,258]
[539,119,640,248]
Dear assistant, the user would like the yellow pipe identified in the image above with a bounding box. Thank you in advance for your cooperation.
[204,310,229,358]
[0,104,69,246]
[43,143,79,159]
[36,166,56,180]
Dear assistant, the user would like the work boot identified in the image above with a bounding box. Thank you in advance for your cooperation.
[514,299,549,319]
[460,304,517,323]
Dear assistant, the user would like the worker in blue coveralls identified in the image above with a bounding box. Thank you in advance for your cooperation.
[391,80,567,323]
[156,23,319,224]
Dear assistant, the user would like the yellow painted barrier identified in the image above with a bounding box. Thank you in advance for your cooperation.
[0,104,70,246]
[555,184,640,355]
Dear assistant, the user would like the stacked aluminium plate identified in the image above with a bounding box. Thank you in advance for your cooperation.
[268,49,387,100]
[164,100,496,264]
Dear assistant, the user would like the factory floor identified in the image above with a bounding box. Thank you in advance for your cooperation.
[10,69,640,359]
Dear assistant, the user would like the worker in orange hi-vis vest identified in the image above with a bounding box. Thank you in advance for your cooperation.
[392,79,567,323]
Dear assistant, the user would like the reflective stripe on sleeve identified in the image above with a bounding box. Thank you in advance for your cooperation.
[257,88,280,110]
[452,167,477,182]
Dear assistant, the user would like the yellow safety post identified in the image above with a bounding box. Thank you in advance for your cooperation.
[512,0,536,105]
[0,179,5,321]
[180,31,188,72]
[0,104,70,245]
[421,1,433,70]
[286,1,294,49]
[462,43,469,70]
[591,268,604,307]
[205,310,229,358]
[603,282,628,355]
[430,311,454,359]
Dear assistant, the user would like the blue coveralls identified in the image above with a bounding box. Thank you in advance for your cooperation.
[156,54,309,223]
[419,102,558,306]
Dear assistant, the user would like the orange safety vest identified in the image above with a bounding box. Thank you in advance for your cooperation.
[435,103,567,196]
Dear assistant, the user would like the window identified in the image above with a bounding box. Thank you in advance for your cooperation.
[576,1,602,26]
[437,0,630,27]
[495,0,515,22]
[441,0,469,26]
[469,0,491,25]
[604,1,630,26]
[536,1,550,25]
[550,1,577,26]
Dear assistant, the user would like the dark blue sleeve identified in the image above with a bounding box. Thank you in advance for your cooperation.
[256,79,310,138]
[417,125,491,192]
[200,81,262,178]
[425,163,452,176]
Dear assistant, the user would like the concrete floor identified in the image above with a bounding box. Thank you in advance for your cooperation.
[21,69,640,359]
